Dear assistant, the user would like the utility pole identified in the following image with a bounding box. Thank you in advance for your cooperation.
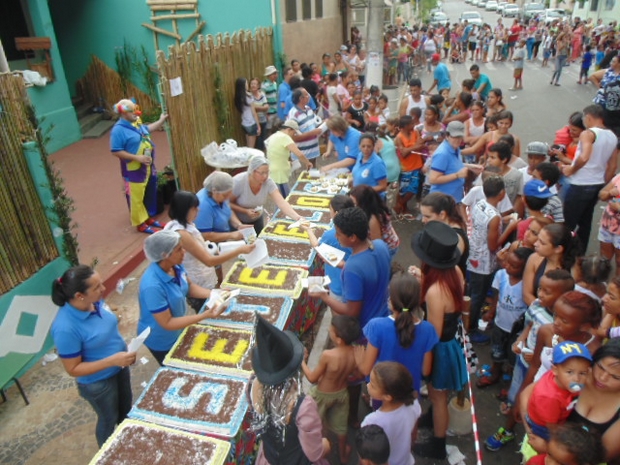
[366,0,385,91]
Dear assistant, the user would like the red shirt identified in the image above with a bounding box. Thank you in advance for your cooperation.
[509,25,522,43]
[528,370,578,428]
[526,454,546,465]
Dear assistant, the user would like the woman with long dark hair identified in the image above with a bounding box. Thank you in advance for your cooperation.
[349,184,399,257]
[234,77,261,148]
[51,265,136,446]
[411,221,467,460]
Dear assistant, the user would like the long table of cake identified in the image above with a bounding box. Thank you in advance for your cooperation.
[89,171,350,465]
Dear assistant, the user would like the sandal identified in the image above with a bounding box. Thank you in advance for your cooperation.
[496,389,508,402]
[476,375,499,389]
[499,401,512,415]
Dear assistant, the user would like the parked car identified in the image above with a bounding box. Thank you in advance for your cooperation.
[502,4,520,17]
[430,11,449,26]
[522,2,545,21]
[497,2,508,14]
[459,11,483,25]
[486,1,499,10]
[544,8,567,22]
[477,0,488,8]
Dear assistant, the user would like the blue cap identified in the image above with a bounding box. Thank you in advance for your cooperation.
[552,341,593,365]
[524,179,553,199]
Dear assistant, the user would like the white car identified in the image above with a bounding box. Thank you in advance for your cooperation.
[471,0,480,6]
[497,2,508,14]
[544,8,567,22]
[430,11,450,27]
[460,11,483,25]
[486,1,499,10]
[503,4,520,17]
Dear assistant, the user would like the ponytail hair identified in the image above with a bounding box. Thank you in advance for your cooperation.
[542,223,583,271]
[389,273,422,348]
[51,265,95,306]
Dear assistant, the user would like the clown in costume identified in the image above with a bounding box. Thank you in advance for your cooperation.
[110,99,168,234]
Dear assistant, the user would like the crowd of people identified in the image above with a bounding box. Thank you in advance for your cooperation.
[46,11,620,465]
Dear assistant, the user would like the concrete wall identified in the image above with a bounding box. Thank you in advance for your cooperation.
[48,0,274,98]
[22,0,81,153]
[572,0,620,24]
[281,1,343,65]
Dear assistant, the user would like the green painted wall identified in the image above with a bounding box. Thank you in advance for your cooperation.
[25,0,81,154]
[49,0,275,99]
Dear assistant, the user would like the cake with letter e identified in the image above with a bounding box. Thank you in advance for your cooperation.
[222,261,308,298]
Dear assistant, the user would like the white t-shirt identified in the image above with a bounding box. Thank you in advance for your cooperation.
[361,400,421,465]
[492,269,527,332]
[164,221,218,289]
[467,199,500,275]
[232,171,277,223]
[327,86,340,116]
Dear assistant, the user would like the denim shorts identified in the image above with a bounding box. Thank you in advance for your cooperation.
[242,123,258,136]
[507,355,528,404]
[598,226,620,249]
[491,325,511,363]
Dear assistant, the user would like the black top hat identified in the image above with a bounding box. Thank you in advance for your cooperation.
[411,221,461,269]
[251,315,304,385]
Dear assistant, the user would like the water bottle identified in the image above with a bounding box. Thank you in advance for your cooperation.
[144,148,152,157]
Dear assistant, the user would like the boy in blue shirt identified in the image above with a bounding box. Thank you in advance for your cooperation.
[578,45,595,84]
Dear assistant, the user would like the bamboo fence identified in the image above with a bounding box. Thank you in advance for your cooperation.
[0,73,59,294]
[76,56,159,115]
[157,28,274,192]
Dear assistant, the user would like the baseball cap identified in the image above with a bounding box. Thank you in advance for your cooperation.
[446,121,465,138]
[524,179,553,199]
[282,120,301,134]
[526,141,548,156]
[264,65,278,76]
[340,45,349,51]
[553,341,593,365]
[432,53,441,62]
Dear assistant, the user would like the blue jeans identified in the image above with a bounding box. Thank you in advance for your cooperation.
[526,38,535,60]
[77,367,132,446]
[563,183,604,248]
[552,54,567,83]
[467,270,495,332]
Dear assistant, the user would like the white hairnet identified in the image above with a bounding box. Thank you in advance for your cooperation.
[203,171,233,193]
[143,230,181,262]
[248,155,269,173]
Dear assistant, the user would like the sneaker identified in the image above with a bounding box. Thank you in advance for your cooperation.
[146,218,165,228]
[137,223,161,234]
[469,330,490,345]
[485,427,515,451]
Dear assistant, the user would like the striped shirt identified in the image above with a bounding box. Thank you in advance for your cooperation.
[262,80,278,115]
[287,105,320,160]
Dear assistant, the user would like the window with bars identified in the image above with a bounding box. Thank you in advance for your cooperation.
[315,0,323,18]
[286,0,297,22]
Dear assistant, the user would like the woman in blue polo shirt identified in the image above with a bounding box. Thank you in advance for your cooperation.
[194,171,250,242]
[138,230,225,365]
[51,265,136,446]
[351,133,388,194]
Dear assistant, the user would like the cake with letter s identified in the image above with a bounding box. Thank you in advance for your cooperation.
[128,367,249,438]
[200,293,293,330]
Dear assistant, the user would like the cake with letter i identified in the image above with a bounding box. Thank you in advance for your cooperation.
[222,261,308,298]
[273,208,332,226]
[200,293,293,330]
[89,419,230,464]
[164,324,253,377]
[128,367,249,438]
[260,220,328,242]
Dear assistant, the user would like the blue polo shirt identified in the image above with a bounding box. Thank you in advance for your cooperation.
[430,140,465,202]
[329,127,362,164]
[138,263,190,352]
[475,73,492,100]
[342,240,391,328]
[194,188,232,233]
[277,82,292,120]
[51,301,126,384]
[352,153,387,189]
[434,62,452,91]
[110,119,153,183]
